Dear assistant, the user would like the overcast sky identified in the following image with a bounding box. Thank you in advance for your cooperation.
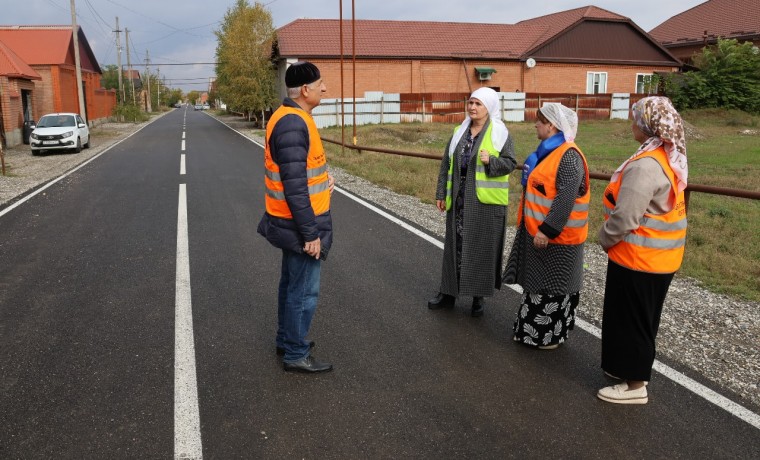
[2,0,706,94]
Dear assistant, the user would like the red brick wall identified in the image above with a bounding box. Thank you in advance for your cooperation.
[1,77,20,145]
[303,58,677,98]
[90,88,117,120]
[31,66,54,118]
[29,64,115,125]
[58,66,80,113]
[1,77,37,146]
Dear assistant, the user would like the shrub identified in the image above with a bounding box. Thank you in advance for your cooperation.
[112,103,150,123]
[664,39,760,114]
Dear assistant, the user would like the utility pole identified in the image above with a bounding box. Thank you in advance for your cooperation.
[156,66,160,109]
[114,17,124,104]
[126,28,135,105]
[70,0,87,122]
[145,50,152,112]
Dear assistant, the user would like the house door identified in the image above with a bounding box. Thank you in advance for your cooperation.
[0,93,5,148]
[22,90,32,122]
[81,81,89,121]
[22,90,33,144]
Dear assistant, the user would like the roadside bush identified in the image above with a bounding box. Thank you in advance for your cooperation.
[112,103,150,123]
[665,39,760,114]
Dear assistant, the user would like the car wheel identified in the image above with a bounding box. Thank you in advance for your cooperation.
[74,138,82,153]
[84,137,90,149]
[31,149,40,156]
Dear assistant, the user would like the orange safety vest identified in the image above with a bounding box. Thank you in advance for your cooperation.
[264,106,330,219]
[602,147,687,274]
[517,142,590,245]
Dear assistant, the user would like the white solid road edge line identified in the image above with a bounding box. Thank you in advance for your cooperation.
[335,187,443,249]
[0,124,149,219]
[221,116,760,430]
[335,185,760,431]
[175,184,203,459]
[575,317,760,430]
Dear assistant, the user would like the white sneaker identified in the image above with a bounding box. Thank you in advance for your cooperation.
[597,382,648,405]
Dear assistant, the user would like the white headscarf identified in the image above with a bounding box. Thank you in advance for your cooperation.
[449,87,509,156]
[539,103,578,142]
[611,96,688,193]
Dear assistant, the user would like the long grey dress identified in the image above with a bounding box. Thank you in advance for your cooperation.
[435,119,517,298]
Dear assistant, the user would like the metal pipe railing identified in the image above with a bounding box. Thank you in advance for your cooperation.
[322,137,760,201]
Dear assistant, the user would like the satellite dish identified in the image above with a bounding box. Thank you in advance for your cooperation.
[526,58,536,68]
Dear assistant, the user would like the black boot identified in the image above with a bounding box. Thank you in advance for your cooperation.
[428,293,455,309]
[471,297,485,317]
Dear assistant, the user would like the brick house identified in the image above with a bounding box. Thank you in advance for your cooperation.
[649,0,760,65]
[273,6,680,99]
[0,25,116,147]
[0,40,41,147]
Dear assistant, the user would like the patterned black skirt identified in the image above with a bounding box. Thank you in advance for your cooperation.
[513,292,580,347]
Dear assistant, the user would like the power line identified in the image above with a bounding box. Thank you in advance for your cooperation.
[126,62,216,66]
[162,77,215,81]
[103,0,211,38]
[83,0,113,34]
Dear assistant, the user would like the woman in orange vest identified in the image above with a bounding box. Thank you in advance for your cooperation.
[597,96,688,404]
[503,103,590,350]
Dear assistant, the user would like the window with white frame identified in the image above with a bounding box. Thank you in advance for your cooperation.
[586,72,607,94]
[636,73,655,94]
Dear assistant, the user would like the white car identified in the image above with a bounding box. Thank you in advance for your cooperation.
[30,113,90,155]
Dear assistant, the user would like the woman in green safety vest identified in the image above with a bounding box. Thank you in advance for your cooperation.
[427,87,517,317]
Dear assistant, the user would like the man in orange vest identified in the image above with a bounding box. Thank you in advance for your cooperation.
[257,61,335,373]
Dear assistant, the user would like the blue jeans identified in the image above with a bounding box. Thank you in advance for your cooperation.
[277,249,321,362]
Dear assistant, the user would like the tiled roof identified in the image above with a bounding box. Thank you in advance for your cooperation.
[277,6,629,59]
[123,69,141,79]
[649,0,760,44]
[0,26,74,65]
[0,39,41,80]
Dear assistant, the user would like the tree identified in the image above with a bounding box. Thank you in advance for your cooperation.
[167,88,184,106]
[100,64,119,91]
[214,0,278,124]
[100,64,128,104]
[665,39,760,114]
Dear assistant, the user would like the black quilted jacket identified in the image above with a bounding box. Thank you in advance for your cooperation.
[257,98,333,260]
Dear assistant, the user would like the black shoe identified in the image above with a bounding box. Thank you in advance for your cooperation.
[276,340,315,356]
[428,293,455,309]
[471,297,485,317]
[283,355,333,373]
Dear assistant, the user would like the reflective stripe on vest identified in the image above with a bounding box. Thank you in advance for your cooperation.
[445,123,509,211]
[264,106,330,219]
[603,147,687,273]
[516,142,590,245]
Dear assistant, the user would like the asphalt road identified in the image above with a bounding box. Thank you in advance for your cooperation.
[0,107,758,459]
